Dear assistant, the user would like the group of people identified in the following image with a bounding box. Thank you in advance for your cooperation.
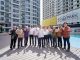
[9,22,71,52]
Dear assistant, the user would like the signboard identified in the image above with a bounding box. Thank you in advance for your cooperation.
[57,9,80,25]
[42,16,57,26]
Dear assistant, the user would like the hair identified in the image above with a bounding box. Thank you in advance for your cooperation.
[63,22,68,25]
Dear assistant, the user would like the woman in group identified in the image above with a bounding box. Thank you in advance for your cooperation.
[43,26,49,47]
[62,22,71,52]
[16,26,24,48]
[56,26,63,48]
[38,26,44,48]
[23,26,29,47]
[29,26,34,46]
[33,26,38,46]
[52,26,58,48]
[47,26,53,47]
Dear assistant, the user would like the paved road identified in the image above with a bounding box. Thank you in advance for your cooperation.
[0,45,80,60]
[0,33,80,60]
[0,33,11,49]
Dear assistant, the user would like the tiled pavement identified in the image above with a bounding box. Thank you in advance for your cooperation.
[0,45,80,60]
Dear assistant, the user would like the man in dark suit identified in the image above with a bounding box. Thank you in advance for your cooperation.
[10,26,17,50]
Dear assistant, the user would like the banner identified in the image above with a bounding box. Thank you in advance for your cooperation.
[42,16,57,26]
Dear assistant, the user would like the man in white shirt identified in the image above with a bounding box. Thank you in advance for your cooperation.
[38,26,44,48]
[43,27,49,47]
[29,26,34,46]
[33,26,38,46]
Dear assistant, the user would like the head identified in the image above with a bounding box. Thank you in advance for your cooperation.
[56,27,58,29]
[63,22,68,27]
[44,26,47,29]
[48,26,51,29]
[59,25,62,29]
[24,26,28,31]
[18,25,22,29]
[53,26,55,30]
[13,26,16,30]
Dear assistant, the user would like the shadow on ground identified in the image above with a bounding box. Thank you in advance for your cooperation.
[0,46,80,60]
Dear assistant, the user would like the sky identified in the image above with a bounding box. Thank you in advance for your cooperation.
[40,0,43,25]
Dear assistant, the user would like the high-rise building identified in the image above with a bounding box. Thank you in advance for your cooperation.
[43,0,80,18]
[20,0,40,27]
[56,0,80,16]
[0,0,20,32]
[43,0,55,20]
[0,0,5,31]
[43,0,80,34]
[56,0,80,25]
[0,0,40,32]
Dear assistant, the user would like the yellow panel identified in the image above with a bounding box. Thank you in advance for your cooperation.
[42,16,57,26]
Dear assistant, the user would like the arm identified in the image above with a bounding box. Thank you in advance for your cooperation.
[9,30,12,35]
[67,27,71,32]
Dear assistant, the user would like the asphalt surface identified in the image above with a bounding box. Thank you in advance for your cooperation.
[0,33,11,49]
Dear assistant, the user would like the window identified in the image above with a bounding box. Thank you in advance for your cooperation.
[66,5,68,7]
[13,9,19,13]
[26,8,30,11]
[66,0,68,1]
[33,6,37,9]
[26,12,30,15]
[1,12,4,15]
[33,10,36,13]
[13,0,19,4]
[5,19,9,22]
[22,20,25,23]
[71,3,73,5]
[77,5,79,7]
[26,4,30,7]
[71,7,73,9]
[13,4,19,8]
[33,17,36,20]
[13,14,19,18]
[66,2,68,4]
[77,0,79,3]
[1,17,4,20]
[26,16,30,19]
[5,14,9,17]
[1,6,4,10]
[26,0,30,3]
[71,0,73,2]
[13,24,19,26]
[1,1,4,5]
[28,21,30,23]
[13,19,19,22]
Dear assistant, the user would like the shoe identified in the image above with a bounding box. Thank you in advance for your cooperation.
[18,46,19,49]
[10,48,13,50]
[66,49,70,52]
[62,48,66,50]
[21,46,24,47]
[13,47,15,49]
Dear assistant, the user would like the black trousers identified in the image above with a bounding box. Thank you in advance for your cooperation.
[34,35,38,46]
[53,37,57,48]
[44,35,48,46]
[18,38,23,48]
[10,37,17,49]
[63,37,70,50]
[48,34,52,46]
[24,37,28,46]
[29,35,34,45]
[38,38,43,47]
[58,37,62,48]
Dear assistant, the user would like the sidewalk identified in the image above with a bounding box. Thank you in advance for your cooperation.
[0,46,80,60]
[0,32,9,36]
